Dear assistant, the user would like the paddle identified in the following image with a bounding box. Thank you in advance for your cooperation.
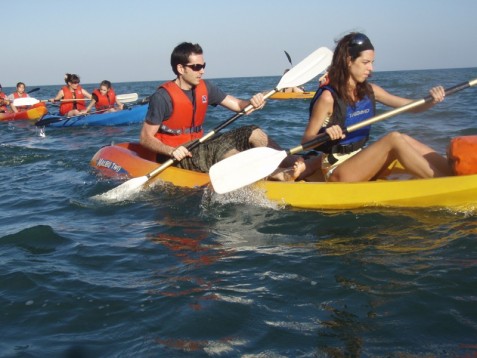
[13,93,139,107]
[7,88,40,106]
[91,46,333,202]
[284,50,293,66]
[210,77,477,194]
[116,93,139,103]
[27,87,40,94]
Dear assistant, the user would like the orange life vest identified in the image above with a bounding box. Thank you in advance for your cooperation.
[154,80,208,147]
[13,92,29,111]
[60,85,86,115]
[93,88,116,112]
[0,92,9,112]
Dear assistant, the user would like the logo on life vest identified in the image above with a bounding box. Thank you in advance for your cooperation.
[202,95,207,103]
[349,108,370,118]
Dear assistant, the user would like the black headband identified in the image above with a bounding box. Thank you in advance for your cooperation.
[348,33,374,58]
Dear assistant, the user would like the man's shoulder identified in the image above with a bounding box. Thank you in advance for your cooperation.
[203,79,218,89]
[151,87,171,100]
[203,80,226,105]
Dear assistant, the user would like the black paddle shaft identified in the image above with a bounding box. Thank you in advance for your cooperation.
[27,87,40,94]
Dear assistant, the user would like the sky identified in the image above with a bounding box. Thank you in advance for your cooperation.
[1,0,476,87]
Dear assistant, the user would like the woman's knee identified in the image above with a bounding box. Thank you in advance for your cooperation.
[383,131,404,142]
[379,131,412,150]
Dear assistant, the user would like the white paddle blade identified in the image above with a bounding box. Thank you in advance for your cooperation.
[210,147,287,194]
[116,93,139,103]
[276,47,332,90]
[91,176,148,202]
[13,97,40,106]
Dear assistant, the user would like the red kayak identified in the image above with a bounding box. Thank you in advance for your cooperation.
[0,103,48,122]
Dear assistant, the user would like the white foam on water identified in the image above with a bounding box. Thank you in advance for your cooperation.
[202,185,284,210]
[90,176,148,203]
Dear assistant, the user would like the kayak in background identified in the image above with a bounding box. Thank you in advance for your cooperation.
[269,91,315,100]
[36,103,148,127]
[0,103,48,122]
[90,142,477,212]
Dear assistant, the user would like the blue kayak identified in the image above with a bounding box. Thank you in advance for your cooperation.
[35,104,148,127]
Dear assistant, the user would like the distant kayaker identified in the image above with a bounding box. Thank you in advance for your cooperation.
[49,74,92,116]
[0,84,11,113]
[139,42,295,173]
[8,82,30,113]
[82,80,124,114]
[291,32,453,182]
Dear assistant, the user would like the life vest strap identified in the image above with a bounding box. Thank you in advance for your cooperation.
[159,124,203,135]
[331,137,368,154]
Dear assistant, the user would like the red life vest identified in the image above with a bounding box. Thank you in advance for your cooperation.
[0,92,9,112]
[60,85,86,115]
[154,80,208,147]
[13,92,29,111]
[93,88,116,112]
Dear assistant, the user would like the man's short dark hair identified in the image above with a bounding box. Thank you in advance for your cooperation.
[171,42,203,76]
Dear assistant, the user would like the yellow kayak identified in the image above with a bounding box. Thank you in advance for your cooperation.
[256,174,477,211]
[269,91,315,100]
[90,142,477,211]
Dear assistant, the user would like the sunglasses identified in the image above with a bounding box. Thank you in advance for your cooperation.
[183,63,206,71]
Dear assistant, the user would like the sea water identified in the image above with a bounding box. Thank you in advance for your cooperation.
[1,68,477,356]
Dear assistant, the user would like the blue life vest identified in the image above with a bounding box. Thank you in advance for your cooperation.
[309,84,376,154]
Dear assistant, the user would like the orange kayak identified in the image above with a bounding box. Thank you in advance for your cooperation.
[0,103,48,122]
[91,142,210,188]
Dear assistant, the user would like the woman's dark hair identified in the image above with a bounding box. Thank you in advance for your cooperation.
[328,32,374,106]
[64,73,80,84]
[170,42,203,76]
[100,80,112,89]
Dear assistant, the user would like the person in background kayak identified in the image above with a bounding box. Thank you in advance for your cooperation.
[292,32,452,182]
[140,42,293,173]
[280,69,305,93]
[0,84,11,113]
[8,82,30,113]
[82,80,124,114]
[50,74,92,116]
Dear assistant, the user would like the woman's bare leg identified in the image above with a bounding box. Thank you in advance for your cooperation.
[401,134,453,176]
[330,132,449,182]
